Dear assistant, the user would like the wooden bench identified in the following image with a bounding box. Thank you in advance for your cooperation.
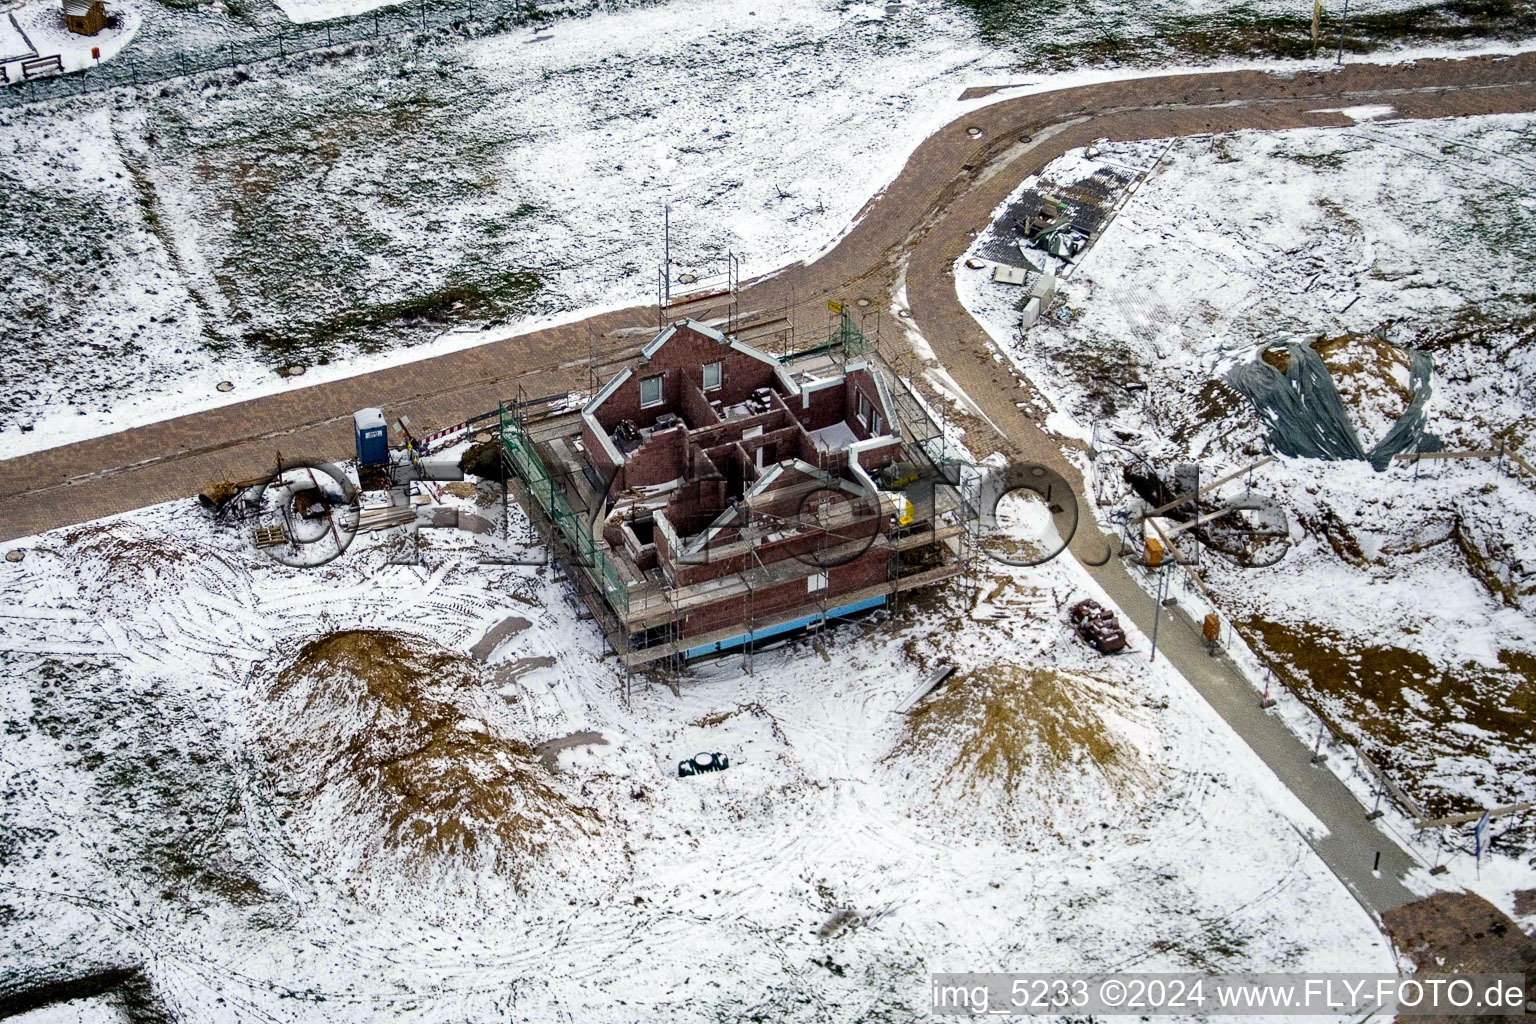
[22,54,63,78]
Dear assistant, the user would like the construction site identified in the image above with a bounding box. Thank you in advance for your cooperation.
[500,285,973,671]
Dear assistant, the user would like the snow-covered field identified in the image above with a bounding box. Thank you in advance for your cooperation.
[0,0,1004,451]
[958,114,1536,847]
[3,0,1535,455]
[0,447,1398,1020]
[270,0,406,25]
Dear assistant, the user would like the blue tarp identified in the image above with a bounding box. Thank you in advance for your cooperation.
[684,594,887,659]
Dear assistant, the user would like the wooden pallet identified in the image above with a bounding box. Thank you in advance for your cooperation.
[251,525,288,548]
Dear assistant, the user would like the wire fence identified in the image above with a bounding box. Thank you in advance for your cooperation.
[0,0,577,109]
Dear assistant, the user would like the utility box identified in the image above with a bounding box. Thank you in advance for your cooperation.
[1020,295,1042,329]
[353,408,388,467]
[1029,267,1056,305]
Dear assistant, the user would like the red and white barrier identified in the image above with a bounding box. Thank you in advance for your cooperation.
[418,420,470,452]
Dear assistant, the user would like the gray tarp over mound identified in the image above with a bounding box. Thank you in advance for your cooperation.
[1226,342,1440,472]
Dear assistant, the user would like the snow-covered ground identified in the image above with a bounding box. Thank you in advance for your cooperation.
[270,0,406,24]
[957,114,1536,909]
[3,0,1536,455]
[0,443,1399,1020]
[0,10,35,61]
[0,0,1005,451]
[3,0,141,76]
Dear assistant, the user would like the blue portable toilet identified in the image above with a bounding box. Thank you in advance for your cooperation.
[353,408,389,467]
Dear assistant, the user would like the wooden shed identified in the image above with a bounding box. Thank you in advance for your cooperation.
[63,0,107,36]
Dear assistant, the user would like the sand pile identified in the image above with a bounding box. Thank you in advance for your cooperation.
[892,664,1158,832]
[252,630,599,887]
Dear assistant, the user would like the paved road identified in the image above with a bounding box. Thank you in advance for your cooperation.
[1148,598,1422,916]
[888,65,1524,916]
[5,53,1536,539]
[8,47,1533,916]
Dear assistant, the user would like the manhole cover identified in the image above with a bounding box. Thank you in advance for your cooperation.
[4,549,23,563]
[280,364,307,377]
[678,272,698,284]
[967,126,982,138]
[897,309,912,319]
[856,297,871,307]
[217,380,234,392]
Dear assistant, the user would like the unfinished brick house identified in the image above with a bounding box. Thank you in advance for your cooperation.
[503,318,967,666]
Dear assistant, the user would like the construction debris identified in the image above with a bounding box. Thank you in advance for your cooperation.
[895,663,957,713]
[1069,599,1126,653]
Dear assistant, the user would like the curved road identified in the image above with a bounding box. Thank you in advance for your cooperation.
[5,53,1536,539]
[7,49,1536,920]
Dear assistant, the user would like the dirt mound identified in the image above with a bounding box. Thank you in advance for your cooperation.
[458,440,508,482]
[891,664,1155,830]
[1312,333,1414,439]
[54,522,237,613]
[253,630,597,885]
[1385,890,1536,988]
[1239,618,1535,819]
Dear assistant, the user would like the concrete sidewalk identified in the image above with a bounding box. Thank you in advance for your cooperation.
[1094,560,1420,916]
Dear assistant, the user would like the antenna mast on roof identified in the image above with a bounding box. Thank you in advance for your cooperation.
[587,319,600,398]
[656,202,673,330]
[727,250,739,336]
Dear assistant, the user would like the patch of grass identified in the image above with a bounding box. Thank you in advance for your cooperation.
[690,702,790,745]
[9,648,269,915]
[243,269,543,361]
[1282,151,1347,170]
[1421,294,1536,361]
[1150,917,1260,971]
[954,0,1536,67]
[1042,334,1147,420]
[138,50,550,365]
[1171,377,1246,448]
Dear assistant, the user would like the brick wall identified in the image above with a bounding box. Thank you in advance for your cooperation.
[623,425,688,489]
[688,406,791,450]
[668,491,887,586]
[654,324,778,404]
[679,546,892,636]
[581,417,621,489]
[796,381,847,432]
[679,373,719,429]
[663,477,727,539]
[844,368,889,436]
[741,425,803,472]
[853,436,901,473]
